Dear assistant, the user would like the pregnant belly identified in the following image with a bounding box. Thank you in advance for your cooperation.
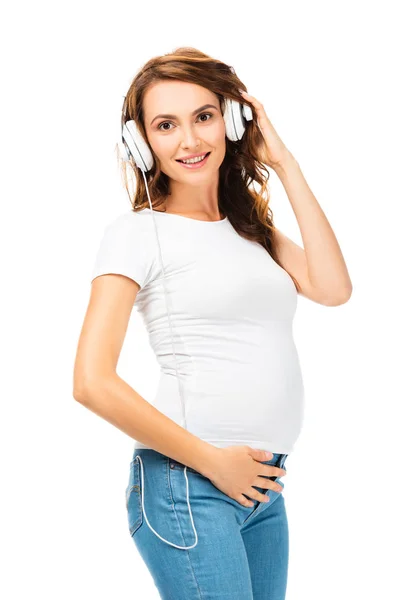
[153,340,305,449]
[187,354,304,442]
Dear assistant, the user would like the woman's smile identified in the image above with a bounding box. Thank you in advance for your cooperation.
[175,151,211,169]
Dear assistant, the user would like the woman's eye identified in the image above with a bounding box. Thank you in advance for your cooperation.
[157,112,213,131]
[158,122,173,131]
[198,112,212,122]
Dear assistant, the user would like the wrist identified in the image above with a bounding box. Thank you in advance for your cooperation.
[273,152,298,177]
[194,442,221,479]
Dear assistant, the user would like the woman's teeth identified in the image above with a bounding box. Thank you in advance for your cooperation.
[175,152,211,169]
[179,153,208,164]
[178,152,210,165]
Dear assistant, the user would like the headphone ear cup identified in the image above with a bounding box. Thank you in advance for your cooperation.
[121,120,154,172]
[223,98,253,142]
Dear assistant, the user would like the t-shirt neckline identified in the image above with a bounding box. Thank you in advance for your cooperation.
[142,207,228,224]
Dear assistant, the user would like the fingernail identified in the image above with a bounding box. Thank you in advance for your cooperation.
[265,452,273,459]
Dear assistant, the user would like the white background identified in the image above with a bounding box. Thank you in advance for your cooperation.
[1,1,399,598]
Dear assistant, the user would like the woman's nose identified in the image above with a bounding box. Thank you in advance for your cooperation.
[180,127,200,148]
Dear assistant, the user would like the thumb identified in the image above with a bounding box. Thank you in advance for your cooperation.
[249,448,273,461]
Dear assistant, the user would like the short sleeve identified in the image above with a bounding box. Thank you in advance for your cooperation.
[90,212,153,289]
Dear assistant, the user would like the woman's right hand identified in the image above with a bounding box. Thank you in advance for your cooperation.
[206,445,286,507]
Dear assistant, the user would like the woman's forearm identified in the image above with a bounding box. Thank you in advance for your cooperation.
[73,374,219,477]
[274,154,353,300]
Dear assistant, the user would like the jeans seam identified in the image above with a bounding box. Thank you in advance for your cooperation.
[166,462,205,599]
[128,458,143,536]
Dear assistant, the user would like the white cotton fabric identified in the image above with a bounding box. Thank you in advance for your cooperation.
[91,208,305,454]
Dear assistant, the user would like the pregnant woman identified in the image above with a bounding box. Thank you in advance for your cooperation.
[73,46,352,599]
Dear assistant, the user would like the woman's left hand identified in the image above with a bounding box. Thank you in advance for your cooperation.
[239,90,293,170]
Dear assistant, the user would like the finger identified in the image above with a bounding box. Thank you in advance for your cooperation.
[254,476,283,493]
[262,466,286,478]
[241,97,272,129]
[240,91,264,110]
[239,495,255,508]
[247,488,271,503]
[240,96,272,134]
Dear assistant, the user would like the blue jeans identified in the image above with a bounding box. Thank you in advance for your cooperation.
[125,448,289,600]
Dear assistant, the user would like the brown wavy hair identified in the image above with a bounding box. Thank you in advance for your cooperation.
[117,46,299,292]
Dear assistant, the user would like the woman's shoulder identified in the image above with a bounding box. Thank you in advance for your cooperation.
[91,208,157,288]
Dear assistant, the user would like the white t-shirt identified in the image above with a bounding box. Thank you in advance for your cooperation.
[91,208,305,454]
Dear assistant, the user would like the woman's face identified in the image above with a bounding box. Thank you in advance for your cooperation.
[142,80,226,180]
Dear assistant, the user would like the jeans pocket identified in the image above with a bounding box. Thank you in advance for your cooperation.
[125,457,143,537]
[168,458,207,477]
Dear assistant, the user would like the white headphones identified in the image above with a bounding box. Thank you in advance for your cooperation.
[118,97,253,170]
[122,95,253,551]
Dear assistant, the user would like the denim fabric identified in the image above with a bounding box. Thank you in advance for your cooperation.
[125,448,289,600]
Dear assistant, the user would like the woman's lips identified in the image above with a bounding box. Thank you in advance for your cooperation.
[176,152,211,169]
